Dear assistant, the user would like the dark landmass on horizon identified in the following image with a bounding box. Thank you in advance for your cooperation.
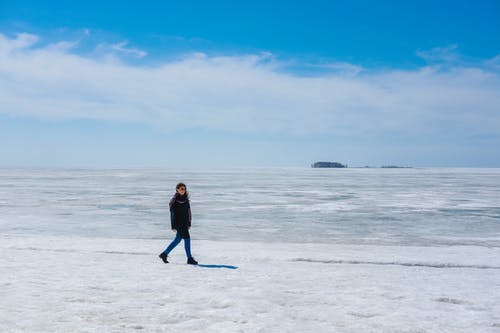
[312,162,413,169]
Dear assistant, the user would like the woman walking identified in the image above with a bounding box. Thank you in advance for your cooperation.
[159,182,198,265]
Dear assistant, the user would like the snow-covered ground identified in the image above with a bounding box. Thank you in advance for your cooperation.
[2,234,500,332]
[1,168,500,332]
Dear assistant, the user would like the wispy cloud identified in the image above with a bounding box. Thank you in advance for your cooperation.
[486,55,500,70]
[0,32,39,50]
[104,41,148,58]
[1,32,499,138]
[416,44,460,63]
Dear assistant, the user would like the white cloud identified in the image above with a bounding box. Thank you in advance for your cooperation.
[1,33,499,137]
[485,55,500,70]
[0,33,39,51]
[93,40,147,58]
[108,41,147,58]
[310,62,364,76]
[416,44,460,63]
[46,40,79,51]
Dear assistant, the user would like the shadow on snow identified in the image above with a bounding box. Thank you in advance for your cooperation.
[196,264,238,269]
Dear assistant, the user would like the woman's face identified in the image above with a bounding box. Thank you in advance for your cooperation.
[176,186,186,195]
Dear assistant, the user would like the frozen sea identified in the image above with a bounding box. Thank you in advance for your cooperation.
[1,167,500,332]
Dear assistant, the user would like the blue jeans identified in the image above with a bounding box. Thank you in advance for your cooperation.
[162,233,192,258]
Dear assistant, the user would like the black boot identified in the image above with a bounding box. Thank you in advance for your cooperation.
[187,257,198,265]
[159,252,168,263]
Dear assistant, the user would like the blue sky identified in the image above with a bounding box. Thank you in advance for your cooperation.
[1,0,499,167]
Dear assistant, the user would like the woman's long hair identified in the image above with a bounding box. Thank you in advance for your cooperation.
[176,182,189,199]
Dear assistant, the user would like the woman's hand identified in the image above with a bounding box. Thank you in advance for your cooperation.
[172,229,176,232]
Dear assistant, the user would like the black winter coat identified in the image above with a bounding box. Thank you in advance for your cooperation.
[169,193,192,238]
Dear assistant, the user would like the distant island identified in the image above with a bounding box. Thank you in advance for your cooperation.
[311,161,348,168]
[311,162,412,168]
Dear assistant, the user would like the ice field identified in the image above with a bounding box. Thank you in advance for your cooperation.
[1,168,500,332]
